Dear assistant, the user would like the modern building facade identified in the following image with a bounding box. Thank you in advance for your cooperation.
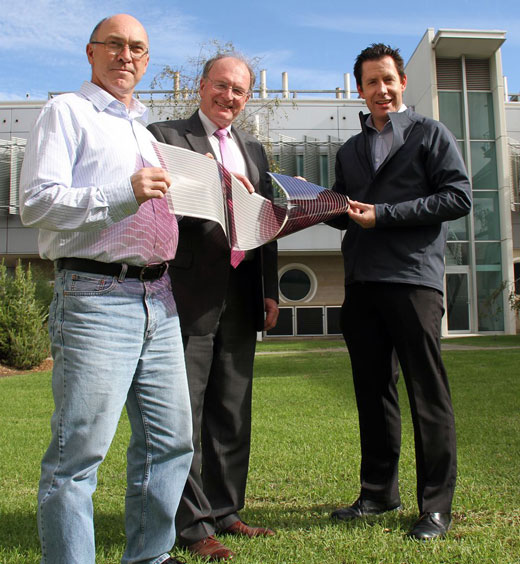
[2,28,520,336]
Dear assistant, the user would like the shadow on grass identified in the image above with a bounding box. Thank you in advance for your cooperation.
[0,509,127,553]
[240,503,419,534]
[1,504,423,556]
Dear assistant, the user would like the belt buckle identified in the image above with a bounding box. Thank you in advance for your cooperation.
[139,262,168,281]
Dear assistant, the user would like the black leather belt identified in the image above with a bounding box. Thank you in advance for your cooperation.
[56,258,168,281]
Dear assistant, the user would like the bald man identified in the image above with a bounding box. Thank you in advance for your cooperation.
[20,14,192,564]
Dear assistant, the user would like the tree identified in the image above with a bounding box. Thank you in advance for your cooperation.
[149,40,282,149]
[0,260,50,370]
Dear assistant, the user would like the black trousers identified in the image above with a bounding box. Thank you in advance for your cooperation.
[175,265,258,545]
[341,282,457,513]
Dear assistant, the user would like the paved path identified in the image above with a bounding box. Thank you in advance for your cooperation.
[255,344,520,356]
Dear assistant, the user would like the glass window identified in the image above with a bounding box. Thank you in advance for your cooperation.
[457,141,466,165]
[475,242,502,266]
[476,270,505,331]
[296,307,324,335]
[446,273,470,331]
[279,268,311,301]
[515,263,520,294]
[266,308,293,336]
[446,242,469,266]
[468,92,495,140]
[326,307,342,335]
[470,141,498,189]
[473,191,500,240]
[438,91,464,139]
[448,215,469,241]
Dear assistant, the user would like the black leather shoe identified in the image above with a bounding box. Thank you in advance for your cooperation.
[407,512,451,540]
[331,497,401,522]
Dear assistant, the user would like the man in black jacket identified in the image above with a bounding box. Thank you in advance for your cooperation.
[328,44,472,540]
[148,54,278,561]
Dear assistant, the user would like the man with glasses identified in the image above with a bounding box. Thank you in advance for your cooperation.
[148,55,279,561]
[20,14,192,564]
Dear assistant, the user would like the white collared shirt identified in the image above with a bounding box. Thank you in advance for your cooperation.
[20,81,178,265]
[198,109,247,176]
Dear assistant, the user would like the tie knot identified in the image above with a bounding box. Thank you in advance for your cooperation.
[214,128,229,141]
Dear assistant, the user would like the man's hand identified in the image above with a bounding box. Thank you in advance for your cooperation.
[232,172,255,194]
[264,298,279,331]
[204,152,254,194]
[131,167,171,205]
[347,200,376,228]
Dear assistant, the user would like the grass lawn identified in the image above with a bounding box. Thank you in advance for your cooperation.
[1,336,519,563]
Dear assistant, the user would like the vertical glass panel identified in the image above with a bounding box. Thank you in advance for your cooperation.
[295,154,304,177]
[457,140,466,165]
[470,142,498,189]
[438,91,464,139]
[447,215,469,241]
[477,270,505,331]
[475,241,502,265]
[468,92,495,140]
[446,242,469,266]
[319,154,329,188]
[446,273,470,331]
[473,191,500,240]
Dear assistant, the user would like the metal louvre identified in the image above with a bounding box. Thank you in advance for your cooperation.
[509,138,520,210]
[278,141,296,177]
[0,137,26,215]
[436,58,462,90]
[303,135,319,185]
[465,58,491,91]
[327,136,343,188]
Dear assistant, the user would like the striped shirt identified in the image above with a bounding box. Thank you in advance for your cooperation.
[366,104,407,170]
[20,81,178,265]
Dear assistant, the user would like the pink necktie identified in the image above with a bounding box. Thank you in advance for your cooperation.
[214,128,246,268]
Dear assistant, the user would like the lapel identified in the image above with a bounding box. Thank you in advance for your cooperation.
[383,109,415,166]
[184,112,216,158]
[184,111,261,189]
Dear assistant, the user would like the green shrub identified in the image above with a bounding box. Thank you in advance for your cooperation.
[32,265,55,311]
[0,260,50,370]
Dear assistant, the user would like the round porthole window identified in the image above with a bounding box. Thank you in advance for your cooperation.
[279,265,317,302]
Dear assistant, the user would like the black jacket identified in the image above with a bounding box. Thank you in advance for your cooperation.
[148,112,278,335]
[330,108,472,293]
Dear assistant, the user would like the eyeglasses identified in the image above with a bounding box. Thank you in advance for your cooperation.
[90,40,149,60]
[206,78,250,99]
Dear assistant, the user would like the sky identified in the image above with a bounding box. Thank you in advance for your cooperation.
[1,0,520,101]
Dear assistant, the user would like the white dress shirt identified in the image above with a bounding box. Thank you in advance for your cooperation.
[20,81,178,265]
[198,109,247,176]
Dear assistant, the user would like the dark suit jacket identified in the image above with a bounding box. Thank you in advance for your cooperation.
[148,111,278,335]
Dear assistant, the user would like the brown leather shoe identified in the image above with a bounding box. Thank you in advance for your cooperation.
[187,536,235,561]
[222,520,275,537]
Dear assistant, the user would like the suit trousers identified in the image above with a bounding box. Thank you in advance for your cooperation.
[176,263,258,545]
[341,282,457,513]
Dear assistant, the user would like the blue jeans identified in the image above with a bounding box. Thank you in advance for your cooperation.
[38,268,193,564]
